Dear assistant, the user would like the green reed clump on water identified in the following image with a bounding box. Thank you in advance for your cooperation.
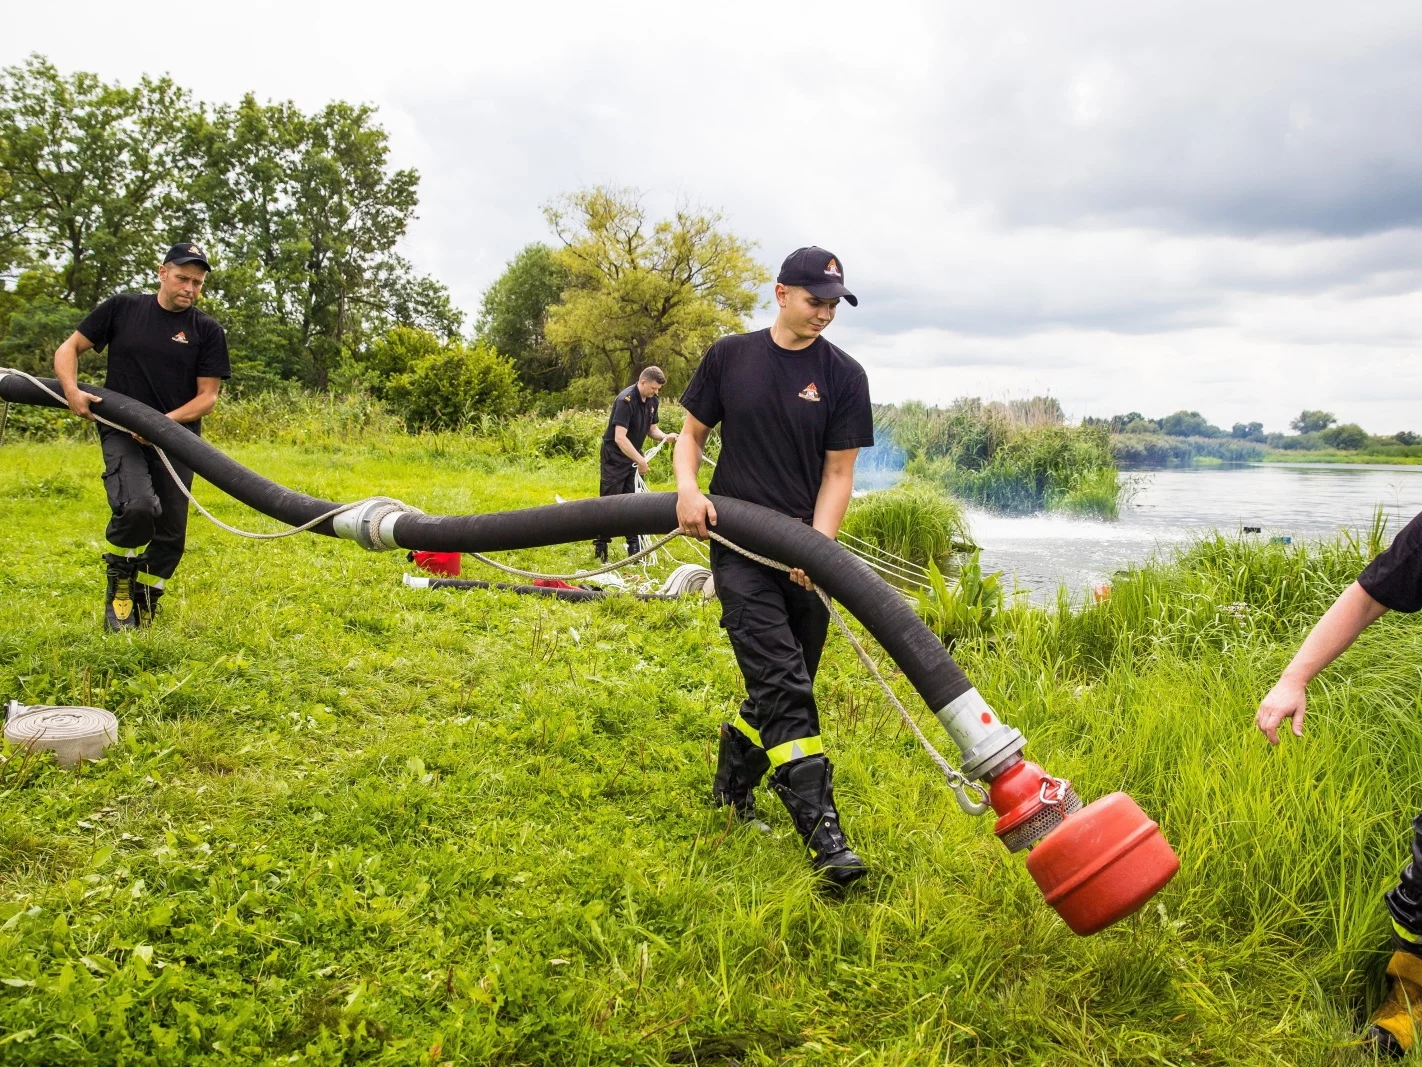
[0,435,1415,1065]
[840,479,973,574]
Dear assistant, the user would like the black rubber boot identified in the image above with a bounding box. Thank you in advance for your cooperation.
[712,721,770,821]
[769,754,868,888]
[103,554,140,632]
[135,583,165,626]
[1364,934,1422,1058]
[593,541,609,565]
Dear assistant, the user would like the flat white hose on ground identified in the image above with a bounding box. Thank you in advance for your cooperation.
[5,701,118,767]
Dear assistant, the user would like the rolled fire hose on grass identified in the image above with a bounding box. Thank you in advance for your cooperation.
[0,372,1180,935]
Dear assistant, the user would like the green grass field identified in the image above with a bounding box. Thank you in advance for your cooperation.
[2,434,1421,1065]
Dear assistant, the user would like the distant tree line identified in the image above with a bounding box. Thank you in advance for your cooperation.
[1094,408,1416,454]
[0,56,767,430]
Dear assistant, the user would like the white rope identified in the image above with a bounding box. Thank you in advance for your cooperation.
[466,524,979,796]
[6,367,978,798]
[1,369,403,540]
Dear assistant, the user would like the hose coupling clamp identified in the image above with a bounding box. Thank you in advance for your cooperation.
[331,498,423,551]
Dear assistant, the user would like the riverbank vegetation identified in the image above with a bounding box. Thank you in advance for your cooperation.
[1103,409,1422,467]
[875,398,1126,519]
[0,432,1415,1064]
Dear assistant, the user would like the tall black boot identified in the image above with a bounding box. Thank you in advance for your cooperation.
[102,553,139,632]
[135,583,165,626]
[712,722,770,821]
[769,754,868,887]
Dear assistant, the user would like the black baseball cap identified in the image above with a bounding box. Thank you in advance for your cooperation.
[777,246,857,306]
[163,242,211,271]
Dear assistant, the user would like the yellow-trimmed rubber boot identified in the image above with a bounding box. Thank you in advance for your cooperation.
[1366,945,1422,1058]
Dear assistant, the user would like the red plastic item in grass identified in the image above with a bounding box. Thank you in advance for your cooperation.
[409,551,461,577]
[1025,791,1180,936]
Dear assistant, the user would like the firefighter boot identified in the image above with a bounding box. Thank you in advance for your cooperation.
[103,554,139,632]
[769,754,868,888]
[1366,937,1422,1058]
[135,582,165,626]
[712,721,770,821]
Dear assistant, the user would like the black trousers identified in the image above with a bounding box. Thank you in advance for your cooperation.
[712,542,829,761]
[99,426,194,581]
[594,451,641,555]
[1387,812,1422,936]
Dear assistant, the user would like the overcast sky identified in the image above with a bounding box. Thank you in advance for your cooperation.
[7,1,1421,432]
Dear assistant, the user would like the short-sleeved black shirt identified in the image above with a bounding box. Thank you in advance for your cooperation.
[680,328,874,523]
[1360,511,1422,612]
[600,383,660,469]
[77,293,231,433]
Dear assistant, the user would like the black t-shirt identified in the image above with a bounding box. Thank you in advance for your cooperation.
[77,293,231,433]
[601,383,660,467]
[680,329,874,523]
[1360,511,1422,612]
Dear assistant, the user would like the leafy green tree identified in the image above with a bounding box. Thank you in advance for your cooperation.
[353,325,445,397]
[1319,423,1368,450]
[475,243,571,393]
[543,187,767,394]
[0,54,194,309]
[1291,410,1336,434]
[1109,412,1145,432]
[1159,410,1221,437]
[1395,431,1419,446]
[191,94,460,389]
[1231,421,1265,441]
[0,294,83,374]
[385,340,521,431]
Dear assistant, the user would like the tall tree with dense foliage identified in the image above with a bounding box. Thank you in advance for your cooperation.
[0,54,194,308]
[1291,410,1337,434]
[475,243,571,393]
[543,187,767,394]
[191,95,461,389]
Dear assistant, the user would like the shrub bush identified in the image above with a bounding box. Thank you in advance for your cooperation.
[385,342,521,432]
[840,480,973,576]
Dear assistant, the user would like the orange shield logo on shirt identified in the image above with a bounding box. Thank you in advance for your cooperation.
[798,382,821,402]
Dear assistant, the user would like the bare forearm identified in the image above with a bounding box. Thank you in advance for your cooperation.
[166,396,214,424]
[54,341,82,392]
[613,430,644,465]
[812,474,854,539]
[1280,582,1388,685]
[674,427,708,492]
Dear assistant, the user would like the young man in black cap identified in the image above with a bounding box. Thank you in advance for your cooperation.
[594,365,677,563]
[53,243,231,631]
[674,246,874,886]
[1256,511,1422,1056]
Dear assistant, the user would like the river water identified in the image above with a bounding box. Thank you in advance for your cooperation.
[974,464,1422,600]
[852,454,1422,601]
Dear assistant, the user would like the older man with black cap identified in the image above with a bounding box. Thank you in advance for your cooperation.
[53,242,231,631]
[674,246,874,886]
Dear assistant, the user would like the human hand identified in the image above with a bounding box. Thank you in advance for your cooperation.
[64,387,102,421]
[664,432,679,442]
[637,458,650,476]
[789,568,815,591]
[677,489,717,539]
[1257,677,1307,745]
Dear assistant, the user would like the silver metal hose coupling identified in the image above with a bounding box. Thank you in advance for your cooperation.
[331,498,423,551]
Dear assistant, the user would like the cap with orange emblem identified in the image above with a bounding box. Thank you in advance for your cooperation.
[776,246,857,306]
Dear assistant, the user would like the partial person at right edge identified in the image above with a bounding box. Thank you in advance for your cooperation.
[1255,511,1422,1057]
[53,242,231,632]
[674,245,874,888]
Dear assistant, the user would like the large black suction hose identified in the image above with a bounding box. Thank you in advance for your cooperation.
[0,374,1026,782]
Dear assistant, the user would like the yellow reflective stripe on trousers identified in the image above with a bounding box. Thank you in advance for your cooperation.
[135,572,164,588]
[106,542,145,557]
[730,713,763,749]
[1395,919,1422,944]
[766,734,824,767]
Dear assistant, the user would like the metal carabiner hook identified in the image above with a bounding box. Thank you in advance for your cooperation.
[951,778,991,817]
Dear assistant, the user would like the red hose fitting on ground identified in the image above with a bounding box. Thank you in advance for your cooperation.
[987,759,1180,935]
[409,550,461,577]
